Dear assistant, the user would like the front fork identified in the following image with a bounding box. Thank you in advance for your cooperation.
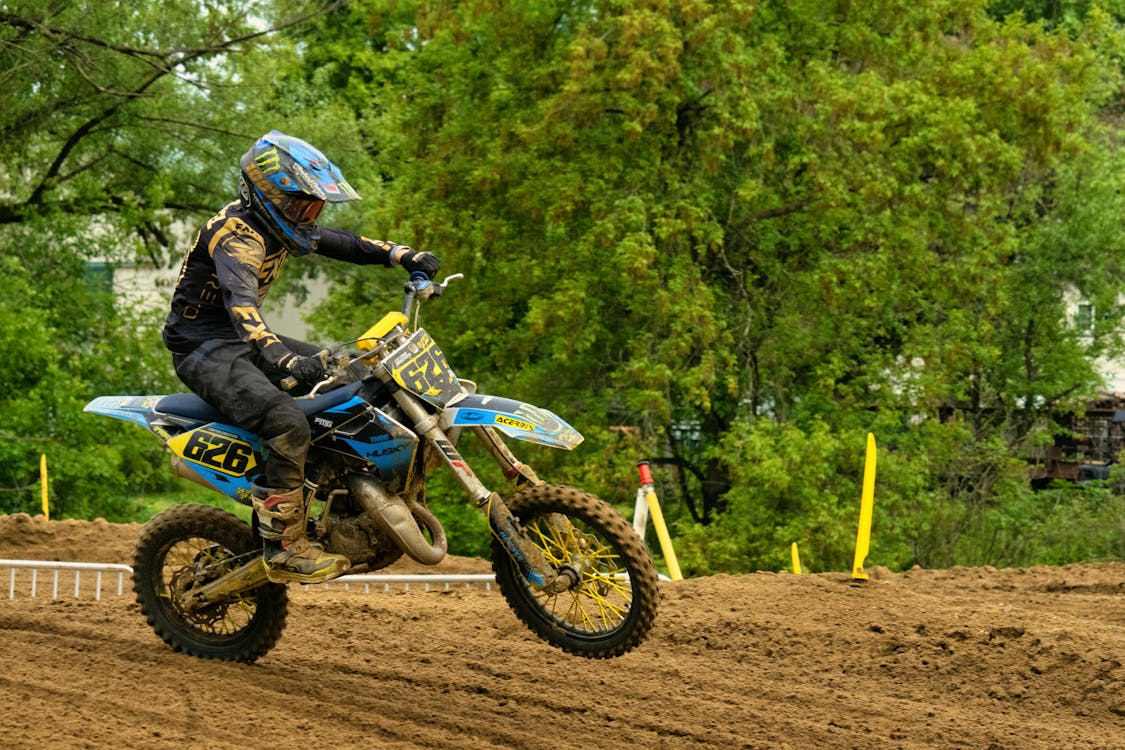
[473,424,541,491]
[386,383,573,592]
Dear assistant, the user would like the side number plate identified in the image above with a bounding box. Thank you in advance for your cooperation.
[168,428,258,476]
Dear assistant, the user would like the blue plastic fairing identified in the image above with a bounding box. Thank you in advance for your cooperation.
[84,395,165,428]
[440,394,583,449]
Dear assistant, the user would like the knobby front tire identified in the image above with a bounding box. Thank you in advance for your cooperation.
[491,484,660,658]
[132,504,289,663]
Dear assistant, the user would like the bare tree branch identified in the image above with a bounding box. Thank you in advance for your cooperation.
[1,1,348,225]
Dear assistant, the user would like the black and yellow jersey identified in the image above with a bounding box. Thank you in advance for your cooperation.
[163,200,399,366]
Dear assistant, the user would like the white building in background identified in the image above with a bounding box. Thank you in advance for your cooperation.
[1092,330,1125,393]
[1065,288,1125,394]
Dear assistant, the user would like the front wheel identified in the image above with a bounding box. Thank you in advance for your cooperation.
[132,504,289,663]
[491,484,660,658]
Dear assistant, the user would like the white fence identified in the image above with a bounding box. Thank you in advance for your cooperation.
[2,559,133,601]
[302,573,495,593]
[1,559,495,600]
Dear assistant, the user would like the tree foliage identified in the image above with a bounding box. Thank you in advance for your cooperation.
[0,0,347,517]
[0,242,179,519]
[0,0,352,257]
[300,0,1125,569]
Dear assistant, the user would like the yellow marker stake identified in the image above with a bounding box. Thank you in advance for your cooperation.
[852,433,876,580]
[790,542,802,575]
[40,454,49,521]
[637,461,683,581]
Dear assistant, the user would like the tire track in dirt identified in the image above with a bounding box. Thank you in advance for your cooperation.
[1,516,1123,749]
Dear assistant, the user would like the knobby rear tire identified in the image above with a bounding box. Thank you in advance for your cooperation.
[491,484,660,658]
[132,504,288,663]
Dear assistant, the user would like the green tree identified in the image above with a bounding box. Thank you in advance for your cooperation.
[0,244,178,519]
[300,0,1125,570]
[988,0,1125,30]
[0,1,348,235]
[0,0,357,518]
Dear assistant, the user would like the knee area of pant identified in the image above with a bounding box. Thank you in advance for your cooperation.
[260,401,309,438]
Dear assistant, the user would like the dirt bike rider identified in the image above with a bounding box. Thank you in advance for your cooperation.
[162,130,439,584]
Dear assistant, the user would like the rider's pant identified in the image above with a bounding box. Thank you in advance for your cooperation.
[171,336,320,490]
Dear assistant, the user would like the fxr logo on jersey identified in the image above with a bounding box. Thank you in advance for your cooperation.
[257,248,288,299]
[168,428,258,476]
[230,305,284,352]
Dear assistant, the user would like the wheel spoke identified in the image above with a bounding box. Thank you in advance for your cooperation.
[133,504,288,662]
[490,484,658,657]
[159,536,256,637]
[522,513,635,634]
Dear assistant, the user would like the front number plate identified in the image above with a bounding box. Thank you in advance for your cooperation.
[384,329,462,407]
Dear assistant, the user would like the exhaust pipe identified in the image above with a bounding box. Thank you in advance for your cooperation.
[348,474,447,565]
[171,455,216,491]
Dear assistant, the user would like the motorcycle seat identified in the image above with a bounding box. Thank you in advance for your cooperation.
[155,381,364,423]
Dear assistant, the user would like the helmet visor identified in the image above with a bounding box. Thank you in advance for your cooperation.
[282,197,326,225]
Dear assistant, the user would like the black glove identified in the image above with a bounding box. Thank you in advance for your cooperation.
[400,248,440,277]
[286,354,326,386]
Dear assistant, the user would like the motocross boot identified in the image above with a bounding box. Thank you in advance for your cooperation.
[251,485,350,584]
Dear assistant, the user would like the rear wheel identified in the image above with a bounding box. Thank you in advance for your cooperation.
[132,504,288,663]
[491,484,659,658]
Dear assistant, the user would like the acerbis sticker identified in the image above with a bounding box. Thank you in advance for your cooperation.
[494,415,536,433]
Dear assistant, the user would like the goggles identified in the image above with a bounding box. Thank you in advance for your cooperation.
[282,197,326,225]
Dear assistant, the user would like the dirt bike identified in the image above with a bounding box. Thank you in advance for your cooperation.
[84,272,659,662]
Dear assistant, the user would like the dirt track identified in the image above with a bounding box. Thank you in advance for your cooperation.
[0,512,1122,749]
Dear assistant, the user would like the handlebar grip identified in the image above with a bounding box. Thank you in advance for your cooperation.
[280,375,298,391]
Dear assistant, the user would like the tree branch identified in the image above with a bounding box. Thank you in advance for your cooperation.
[4,1,346,219]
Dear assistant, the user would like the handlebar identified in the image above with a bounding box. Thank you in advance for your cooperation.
[402,272,464,317]
[281,272,464,395]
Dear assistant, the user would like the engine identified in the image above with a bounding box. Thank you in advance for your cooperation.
[320,510,404,571]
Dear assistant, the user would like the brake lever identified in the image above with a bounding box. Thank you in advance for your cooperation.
[280,373,335,395]
[308,376,334,397]
[438,273,465,289]
[404,272,464,323]
[280,349,334,395]
[424,272,464,300]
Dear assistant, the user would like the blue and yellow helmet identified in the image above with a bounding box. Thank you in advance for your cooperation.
[239,131,361,255]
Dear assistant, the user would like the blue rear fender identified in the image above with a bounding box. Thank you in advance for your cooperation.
[439,394,583,449]
[84,395,165,429]
[85,395,263,501]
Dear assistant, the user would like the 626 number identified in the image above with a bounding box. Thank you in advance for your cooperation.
[180,430,255,475]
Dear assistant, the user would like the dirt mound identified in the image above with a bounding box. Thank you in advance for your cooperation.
[0,512,488,574]
[0,515,1122,749]
[0,512,143,564]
